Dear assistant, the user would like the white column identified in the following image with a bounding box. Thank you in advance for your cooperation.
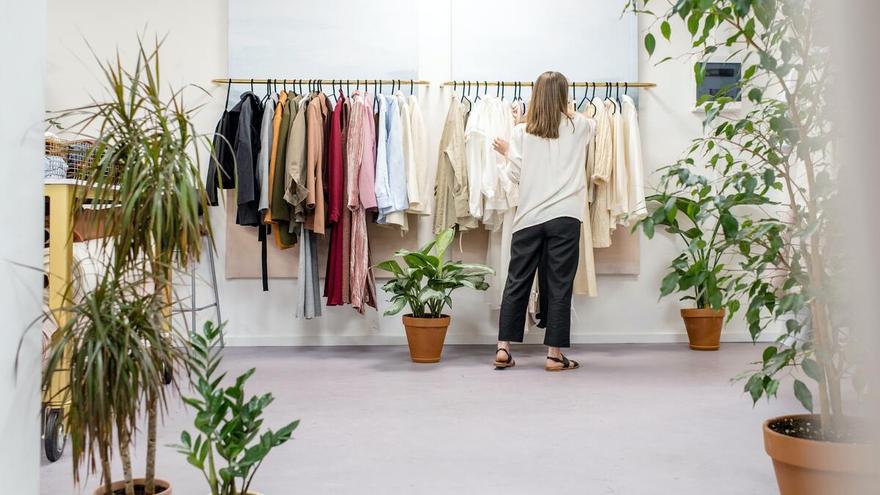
[0,0,47,492]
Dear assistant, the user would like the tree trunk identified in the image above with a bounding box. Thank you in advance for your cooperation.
[145,392,157,495]
[118,424,135,495]
[101,450,113,495]
[808,243,839,436]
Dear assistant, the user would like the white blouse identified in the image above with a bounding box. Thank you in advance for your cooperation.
[502,112,596,233]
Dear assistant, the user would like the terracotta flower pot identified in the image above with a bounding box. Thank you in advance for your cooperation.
[402,314,450,363]
[764,414,875,495]
[680,308,724,351]
[93,478,171,495]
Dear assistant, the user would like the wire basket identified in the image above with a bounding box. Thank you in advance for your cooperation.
[44,136,97,181]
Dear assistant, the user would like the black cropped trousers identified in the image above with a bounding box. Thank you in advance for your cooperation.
[498,216,580,348]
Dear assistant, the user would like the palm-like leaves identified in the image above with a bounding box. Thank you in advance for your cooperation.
[43,36,213,495]
[54,36,211,277]
[42,265,183,492]
[376,228,494,318]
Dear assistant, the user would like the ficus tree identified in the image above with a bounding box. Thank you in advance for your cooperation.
[627,0,861,437]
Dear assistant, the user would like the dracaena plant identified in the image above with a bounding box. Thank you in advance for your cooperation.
[174,321,299,495]
[376,228,495,318]
[43,263,183,495]
[45,36,213,495]
[629,0,861,438]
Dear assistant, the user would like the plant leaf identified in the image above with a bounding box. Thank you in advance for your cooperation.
[793,379,814,412]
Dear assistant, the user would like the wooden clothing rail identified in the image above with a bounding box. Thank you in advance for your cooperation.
[443,80,656,88]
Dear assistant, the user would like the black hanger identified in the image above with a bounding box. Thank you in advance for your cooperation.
[410,79,414,96]
[250,78,254,93]
[496,81,500,98]
[578,82,589,111]
[475,81,482,102]
[224,80,232,109]
[501,81,505,100]
[373,80,379,113]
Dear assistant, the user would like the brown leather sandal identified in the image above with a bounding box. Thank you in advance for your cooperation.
[494,348,515,370]
[545,354,580,372]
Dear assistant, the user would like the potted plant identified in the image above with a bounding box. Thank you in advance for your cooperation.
[376,228,494,363]
[637,187,763,350]
[43,268,183,495]
[632,1,874,493]
[174,322,299,495]
[43,37,213,494]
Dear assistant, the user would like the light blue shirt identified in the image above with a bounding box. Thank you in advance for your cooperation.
[374,94,409,224]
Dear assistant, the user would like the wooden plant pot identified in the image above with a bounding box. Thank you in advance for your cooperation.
[93,478,172,495]
[764,414,875,495]
[680,308,724,351]
[402,314,450,363]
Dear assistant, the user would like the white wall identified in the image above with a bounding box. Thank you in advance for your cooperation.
[0,1,45,492]
[46,1,773,346]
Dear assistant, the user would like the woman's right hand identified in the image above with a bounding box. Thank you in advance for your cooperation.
[493,138,509,158]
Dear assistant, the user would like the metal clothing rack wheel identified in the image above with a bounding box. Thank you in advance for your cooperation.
[43,407,66,462]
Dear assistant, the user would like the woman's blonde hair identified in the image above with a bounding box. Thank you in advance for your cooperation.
[526,71,573,139]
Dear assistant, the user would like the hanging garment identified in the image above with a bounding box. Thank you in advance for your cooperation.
[255,92,278,291]
[231,92,263,227]
[265,92,284,223]
[610,100,629,226]
[325,91,347,306]
[283,94,309,227]
[433,95,478,234]
[269,92,297,248]
[305,92,330,234]
[207,96,240,206]
[295,223,322,319]
[406,93,431,215]
[621,94,647,223]
[257,93,277,213]
[374,94,409,229]
[464,98,489,221]
[341,95,353,305]
[347,91,377,313]
[574,107,599,297]
[480,97,517,308]
[394,91,422,224]
[481,96,515,230]
[590,100,614,248]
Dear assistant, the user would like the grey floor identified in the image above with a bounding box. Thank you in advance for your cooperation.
[40,344,796,494]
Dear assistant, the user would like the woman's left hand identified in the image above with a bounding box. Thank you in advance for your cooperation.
[493,138,509,157]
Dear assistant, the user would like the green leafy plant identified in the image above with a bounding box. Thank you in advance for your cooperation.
[638,185,779,316]
[629,1,858,438]
[174,322,299,495]
[44,36,214,494]
[376,228,494,318]
[43,266,184,495]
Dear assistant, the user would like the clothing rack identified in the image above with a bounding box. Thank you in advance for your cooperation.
[443,80,656,88]
[212,78,431,86]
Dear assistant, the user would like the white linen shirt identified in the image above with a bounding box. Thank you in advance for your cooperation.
[502,112,596,233]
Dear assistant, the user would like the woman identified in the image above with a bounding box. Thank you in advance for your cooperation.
[492,71,595,372]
